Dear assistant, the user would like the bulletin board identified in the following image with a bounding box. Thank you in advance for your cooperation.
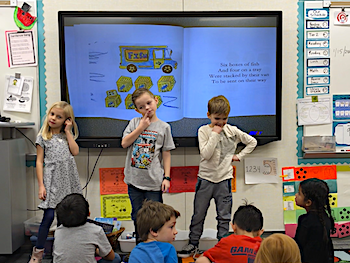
[0,1,42,135]
[297,0,350,164]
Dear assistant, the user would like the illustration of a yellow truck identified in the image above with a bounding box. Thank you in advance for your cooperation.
[119,46,177,74]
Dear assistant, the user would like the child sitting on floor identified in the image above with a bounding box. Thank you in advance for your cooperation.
[53,193,121,263]
[196,201,263,263]
[128,200,180,263]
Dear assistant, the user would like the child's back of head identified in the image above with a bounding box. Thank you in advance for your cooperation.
[56,193,89,227]
[136,200,180,242]
[233,202,263,234]
[255,233,301,263]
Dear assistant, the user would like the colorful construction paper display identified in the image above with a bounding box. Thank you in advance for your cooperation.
[282,165,341,238]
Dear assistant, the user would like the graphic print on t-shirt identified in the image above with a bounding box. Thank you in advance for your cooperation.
[230,246,257,263]
[131,129,157,169]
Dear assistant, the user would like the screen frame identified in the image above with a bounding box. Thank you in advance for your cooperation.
[58,11,282,148]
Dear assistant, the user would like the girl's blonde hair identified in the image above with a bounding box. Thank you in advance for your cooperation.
[39,101,79,140]
[254,234,301,263]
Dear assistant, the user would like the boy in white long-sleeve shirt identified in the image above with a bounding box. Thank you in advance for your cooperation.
[178,95,257,258]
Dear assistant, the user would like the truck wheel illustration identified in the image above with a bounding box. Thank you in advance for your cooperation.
[162,65,173,74]
[127,64,137,73]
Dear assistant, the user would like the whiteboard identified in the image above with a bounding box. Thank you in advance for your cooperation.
[304,2,350,137]
[329,8,350,95]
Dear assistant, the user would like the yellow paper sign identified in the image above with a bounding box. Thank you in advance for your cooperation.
[100,194,132,220]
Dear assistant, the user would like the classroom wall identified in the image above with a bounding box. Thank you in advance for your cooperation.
[0,0,40,150]
[22,0,299,232]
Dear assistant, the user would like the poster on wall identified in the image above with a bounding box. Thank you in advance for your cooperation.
[100,194,131,220]
[332,95,350,152]
[244,157,278,184]
[5,30,37,68]
[297,97,331,125]
[3,75,33,113]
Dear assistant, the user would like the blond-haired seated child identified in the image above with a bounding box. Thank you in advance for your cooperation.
[128,200,180,263]
[255,233,301,263]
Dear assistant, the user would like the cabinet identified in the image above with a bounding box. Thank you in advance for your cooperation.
[0,122,33,253]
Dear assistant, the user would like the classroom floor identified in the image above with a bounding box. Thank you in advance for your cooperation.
[0,236,51,263]
[2,235,350,263]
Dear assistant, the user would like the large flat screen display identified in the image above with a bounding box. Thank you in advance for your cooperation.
[58,11,282,147]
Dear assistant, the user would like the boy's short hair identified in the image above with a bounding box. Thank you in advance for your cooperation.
[136,200,180,242]
[56,193,89,228]
[233,202,263,232]
[208,95,230,116]
[132,88,155,105]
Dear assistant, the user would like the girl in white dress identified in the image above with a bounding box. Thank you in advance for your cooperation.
[30,101,82,263]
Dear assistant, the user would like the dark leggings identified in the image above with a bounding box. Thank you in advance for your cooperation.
[36,209,60,249]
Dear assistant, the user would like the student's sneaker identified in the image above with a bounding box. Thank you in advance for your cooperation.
[192,248,205,260]
[177,244,198,258]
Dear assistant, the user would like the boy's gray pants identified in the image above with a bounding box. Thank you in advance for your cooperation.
[189,177,232,246]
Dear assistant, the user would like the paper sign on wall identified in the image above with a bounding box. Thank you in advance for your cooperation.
[334,11,350,25]
[169,166,198,193]
[232,166,236,192]
[244,157,278,184]
[297,97,331,125]
[99,167,127,195]
[282,165,337,181]
[3,75,33,113]
[5,30,37,68]
[100,194,131,220]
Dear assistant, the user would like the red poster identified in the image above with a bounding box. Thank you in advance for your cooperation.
[282,165,337,182]
[169,166,199,193]
[294,165,337,181]
[169,166,236,193]
[99,167,128,195]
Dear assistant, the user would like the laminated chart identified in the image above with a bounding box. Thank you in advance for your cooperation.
[282,164,340,238]
[168,166,236,193]
[168,166,199,193]
[101,194,131,220]
[99,167,127,195]
[304,7,330,96]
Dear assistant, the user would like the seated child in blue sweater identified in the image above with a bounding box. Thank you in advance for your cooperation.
[129,200,180,263]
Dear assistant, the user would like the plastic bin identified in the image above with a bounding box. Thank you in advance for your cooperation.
[199,229,218,251]
[118,231,136,253]
[24,215,57,236]
[172,229,218,251]
[302,136,336,152]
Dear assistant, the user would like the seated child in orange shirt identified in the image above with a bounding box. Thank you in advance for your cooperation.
[196,201,263,263]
